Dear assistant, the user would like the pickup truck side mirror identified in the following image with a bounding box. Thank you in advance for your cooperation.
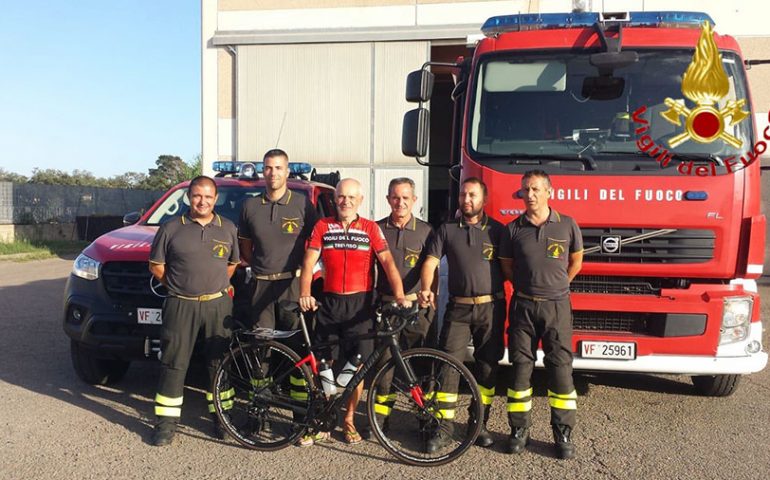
[123,211,141,226]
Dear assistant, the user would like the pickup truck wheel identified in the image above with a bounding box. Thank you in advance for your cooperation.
[691,374,741,397]
[70,340,130,385]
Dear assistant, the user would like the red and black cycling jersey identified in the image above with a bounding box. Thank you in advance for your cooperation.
[308,215,389,294]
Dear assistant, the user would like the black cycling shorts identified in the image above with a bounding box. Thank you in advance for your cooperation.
[314,292,374,364]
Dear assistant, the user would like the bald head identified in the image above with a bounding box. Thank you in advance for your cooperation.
[335,178,364,222]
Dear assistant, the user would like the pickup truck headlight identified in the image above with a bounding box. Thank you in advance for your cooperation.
[720,296,752,345]
[72,254,100,280]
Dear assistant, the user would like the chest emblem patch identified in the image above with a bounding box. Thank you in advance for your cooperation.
[404,248,421,268]
[212,243,229,259]
[482,242,496,261]
[547,240,565,259]
[282,217,300,234]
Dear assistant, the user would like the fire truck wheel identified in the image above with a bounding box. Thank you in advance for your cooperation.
[70,340,130,385]
[691,374,741,397]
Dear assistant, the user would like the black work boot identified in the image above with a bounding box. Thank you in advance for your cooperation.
[152,420,177,447]
[425,429,451,454]
[212,414,229,440]
[552,424,576,459]
[504,426,530,454]
[472,404,494,448]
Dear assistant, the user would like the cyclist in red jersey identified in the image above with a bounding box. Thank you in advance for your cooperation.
[299,178,411,445]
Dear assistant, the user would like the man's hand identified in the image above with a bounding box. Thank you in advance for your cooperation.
[299,295,318,312]
[394,297,413,309]
[418,289,435,309]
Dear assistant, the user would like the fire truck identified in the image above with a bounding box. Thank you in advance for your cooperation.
[403,11,767,396]
[63,162,337,385]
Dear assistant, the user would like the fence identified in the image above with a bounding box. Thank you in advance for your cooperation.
[0,182,163,225]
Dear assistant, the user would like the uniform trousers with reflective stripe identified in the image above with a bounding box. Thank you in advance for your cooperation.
[507,296,576,428]
[154,295,233,421]
[373,307,435,417]
[437,300,505,412]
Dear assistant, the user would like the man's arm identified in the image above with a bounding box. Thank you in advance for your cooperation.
[375,249,409,306]
[239,238,253,266]
[149,262,166,285]
[298,248,321,312]
[500,258,514,284]
[419,256,440,308]
[567,250,583,282]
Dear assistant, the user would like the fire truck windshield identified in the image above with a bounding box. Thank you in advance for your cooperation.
[468,50,752,172]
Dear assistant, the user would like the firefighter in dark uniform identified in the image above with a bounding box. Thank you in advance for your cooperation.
[368,177,436,434]
[148,176,240,446]
[238,149,317,336]
[419,177,511,452]
[500,169,583,459]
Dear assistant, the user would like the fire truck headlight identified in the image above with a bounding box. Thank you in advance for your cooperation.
[72,254,100,281]
[720,296,752,345]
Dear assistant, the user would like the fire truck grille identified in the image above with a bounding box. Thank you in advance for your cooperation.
[573,311,649,334]
[581,228,715,264]
[571,275,660,295]
[102,261,162,306]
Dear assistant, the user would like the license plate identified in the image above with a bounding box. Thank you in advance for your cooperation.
[580,341,635,360]
[137,308,162,325]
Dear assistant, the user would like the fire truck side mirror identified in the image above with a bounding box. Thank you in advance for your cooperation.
[402,108,430,158]
[406,69,435,103]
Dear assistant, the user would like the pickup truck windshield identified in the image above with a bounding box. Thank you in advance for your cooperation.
[468,49,752,171]
[144,186,264,226]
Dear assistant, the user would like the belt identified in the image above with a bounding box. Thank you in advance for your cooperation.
[450,291,504,305]
[381,293,419,302]
[515,292,554,302]
[253,269,300,281]
[174,290,227,302]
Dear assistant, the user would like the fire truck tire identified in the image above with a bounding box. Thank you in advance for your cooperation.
[691,374,741,397]
[70,340,130,385]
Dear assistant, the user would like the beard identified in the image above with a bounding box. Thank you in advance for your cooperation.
[461,204,483,219]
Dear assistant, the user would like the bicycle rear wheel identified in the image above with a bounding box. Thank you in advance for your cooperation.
[212,340,313,450]
[366,348,482,466]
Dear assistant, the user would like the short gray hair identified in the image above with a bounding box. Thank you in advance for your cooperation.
[387,177,415,196]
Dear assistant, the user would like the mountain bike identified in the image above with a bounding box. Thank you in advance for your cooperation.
[211,301,482,466]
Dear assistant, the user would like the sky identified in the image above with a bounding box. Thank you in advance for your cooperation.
[0,1,200,178]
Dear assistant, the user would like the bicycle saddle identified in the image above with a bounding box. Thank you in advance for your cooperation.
[245,327,300,340]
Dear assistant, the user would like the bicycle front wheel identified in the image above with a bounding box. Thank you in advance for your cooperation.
[212,340,313,451]
[366,348,482,466]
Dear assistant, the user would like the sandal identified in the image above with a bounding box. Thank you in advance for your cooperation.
[343,427,363,445]
[298,431,332,447]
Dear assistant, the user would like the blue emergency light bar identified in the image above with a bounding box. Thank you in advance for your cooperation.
[212,161,314,177]
[481,11,714,37]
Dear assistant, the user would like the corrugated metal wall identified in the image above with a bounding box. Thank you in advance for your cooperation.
[235,41,429,218]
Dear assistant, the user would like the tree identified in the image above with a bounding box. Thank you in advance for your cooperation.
[187,154,202,178]
[105,171,148,189]
[142,155,190,190]
[0,168,28,183]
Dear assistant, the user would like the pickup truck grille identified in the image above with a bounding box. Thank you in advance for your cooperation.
[102,261,162,306]
[582,228,714,264]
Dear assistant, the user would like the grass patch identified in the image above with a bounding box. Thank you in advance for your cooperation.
[0,240,89,260]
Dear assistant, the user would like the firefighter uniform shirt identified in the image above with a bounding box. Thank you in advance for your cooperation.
[425,214,510,297]
[376,215,434,296]
[149,213,239,297]
[502,209,583,300]
[238,189,317,275]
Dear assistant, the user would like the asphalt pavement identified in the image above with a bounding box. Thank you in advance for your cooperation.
[1,257,769,479]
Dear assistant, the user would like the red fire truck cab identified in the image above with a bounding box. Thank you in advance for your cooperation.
[404,11,767,396]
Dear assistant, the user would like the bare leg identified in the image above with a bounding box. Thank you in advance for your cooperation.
[344,382,364,431]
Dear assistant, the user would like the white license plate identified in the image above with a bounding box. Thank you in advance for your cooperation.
[137,308,162,325]
[580,341,635,360]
